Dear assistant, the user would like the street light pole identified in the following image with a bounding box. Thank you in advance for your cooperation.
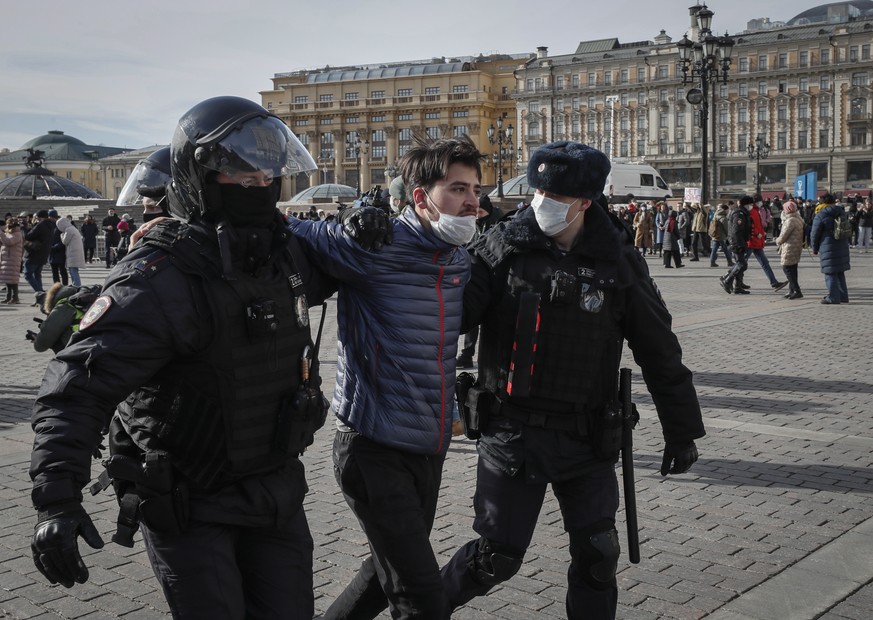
[747,135,770,196]
[605,95,619,160]
[488,113,514,198]
[677,4,733,206]
[346,134,369,196]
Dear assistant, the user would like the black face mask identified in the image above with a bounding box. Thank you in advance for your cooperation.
[142,207,170,223]
[214,183,278,227]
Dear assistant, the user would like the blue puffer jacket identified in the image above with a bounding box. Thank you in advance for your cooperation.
[289,208,470,456]
[811,204,851,274]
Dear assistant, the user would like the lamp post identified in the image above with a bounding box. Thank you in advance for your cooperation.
[747,135,770,196]
[677,4,733,206]
[487,113,514,198]
[318,155,333,185]
[346,134,369,196]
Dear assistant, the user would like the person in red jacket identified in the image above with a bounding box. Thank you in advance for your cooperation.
[744,195,787,292]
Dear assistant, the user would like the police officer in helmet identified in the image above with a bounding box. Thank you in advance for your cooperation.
[442,141,705,619]
[116,146,172,223]
[29,96,334,619]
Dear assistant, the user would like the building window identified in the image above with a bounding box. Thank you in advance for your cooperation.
[572,97,581,110]
[777,103,787,121]
[453,125,469,138]
[720,165,747,185]
[676,110,686,127]
[587,118,596,133]
[738,107,748,123]
[777,131,787,150]
[371,114,385,122]
[738,134,748,152]
[294,95,308,103]
[452,110,469,117]
[320,118,333,124]
[638,91,646,104]
[397,88,412,97]
[587,96,596,109]
[799,161,828,180]
[344,92,359,100]
[676,87,685,101]
[864,45,871,61]
[637,139,646,155]
[320,132,334,160]
[619,140,629,157]
[821,75,831,91]
[819,129,829,148]
[424,112,440,119]
[620,111,629,131]
[370,130,387,158]
[319,94,333,102]
[556,76,564,90]
[758,82,768,95]
[821,48,830,65]
[659,112,669,128]
[718,135,728,152]
[637,114,646,130]
[798,131,808,149]
[424,87,440,95]
[758,55,768,71]
[620,93,629,106]
[739,57,749,72]
[588,72,596,86]
[371,90,385,98]
[452,85,468,93]
[739,83,748,97]
[526,79,534,91]
[604,71,612,86]
[820,100,830,118]
[757,103,768,122]
[659,137,669,155]
[850,128,868,146]
[852,72,869,87]
[850,46,859,62]
[778,53,788,68]
[295,119,308,126]
[847,160,872,180]
[778,80,787,94]
[799,51,808,67]
[657,64,669,79]
[620,68,628,84]
[556,98,564,110]
[799,78,809,92]
[637,67,646,82]
[675,139,685,154]
[556,119,564,135]
[798,101,808,119]
[528,121,540,140]
[571,74,580,88]
[719,84,728,98]
[759,163,786,183]
[659,88,668,102]
[345,116,359,123]
[426,127,440,139]
[397,113,412,121]
[398,128,413,156]
[719,106,728,124]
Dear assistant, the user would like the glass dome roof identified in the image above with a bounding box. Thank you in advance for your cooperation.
[289,183,358,202]
[0,167,102,198]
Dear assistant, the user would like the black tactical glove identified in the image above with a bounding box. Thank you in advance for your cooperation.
[337,206,394,251]
[660,440,699,476]
[32,502,105,588]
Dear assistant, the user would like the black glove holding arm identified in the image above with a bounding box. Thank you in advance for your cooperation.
[32,501,104,588]
[660,440,699,476]
[337,206,394,251]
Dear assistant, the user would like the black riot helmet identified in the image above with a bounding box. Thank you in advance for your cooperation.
[117,147,171,207]
[168,96,316,219]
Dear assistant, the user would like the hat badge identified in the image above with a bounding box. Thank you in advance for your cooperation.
[538,163,546,172]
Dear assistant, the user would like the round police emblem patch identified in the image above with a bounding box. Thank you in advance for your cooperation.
[538,163,546,172]
[79,295,113,331]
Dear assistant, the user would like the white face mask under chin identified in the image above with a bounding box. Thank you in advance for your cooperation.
[531,193,580,236]
[424,191,477,246]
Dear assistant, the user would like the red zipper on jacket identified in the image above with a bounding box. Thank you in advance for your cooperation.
[434,251,447,454]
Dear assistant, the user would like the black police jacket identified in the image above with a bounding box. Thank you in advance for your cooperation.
[30,218,335,525]
[463,204,705,482]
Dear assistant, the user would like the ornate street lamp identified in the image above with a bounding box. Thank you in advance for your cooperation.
[346,134,369,196]
[747,135,770,196]
[677,4,734,206]
[488,113,514,198]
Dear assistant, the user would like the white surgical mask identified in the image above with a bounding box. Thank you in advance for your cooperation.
[531,192,580,236]
[423,191,476,246]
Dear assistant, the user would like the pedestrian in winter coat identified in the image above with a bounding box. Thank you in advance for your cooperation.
[654,202,668,255]
[80,217,98,263]
[708,204,734,267]
[56,217,85,286]
[811,195,851,304]
[663,211,684,268]
[1,217,24,303]
[774,201,804,299]
[690,203,709,260]
[48,225,68,287]
[676,205,690,255]
[23,210,54,295]
[633,206,654,254]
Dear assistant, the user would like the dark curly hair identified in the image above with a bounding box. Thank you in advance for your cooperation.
[399,134,484,199]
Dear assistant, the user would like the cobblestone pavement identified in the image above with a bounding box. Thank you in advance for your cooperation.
[2,245,872,619]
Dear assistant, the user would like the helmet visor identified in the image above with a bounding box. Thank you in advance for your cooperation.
[117,159,171,207]
[196,115,316,182]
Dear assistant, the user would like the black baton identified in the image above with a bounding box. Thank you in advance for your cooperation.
[620,367,641,564]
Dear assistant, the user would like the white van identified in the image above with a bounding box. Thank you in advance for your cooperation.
[604,162,672,203]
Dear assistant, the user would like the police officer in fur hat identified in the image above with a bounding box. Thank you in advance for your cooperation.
[442,141,705,619]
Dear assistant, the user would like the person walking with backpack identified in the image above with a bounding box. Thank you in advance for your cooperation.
[708,203,734,268]
[774,201,804,299]
[811,193,851,304]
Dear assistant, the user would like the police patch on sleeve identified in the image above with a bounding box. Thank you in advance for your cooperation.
[79,295,113,331]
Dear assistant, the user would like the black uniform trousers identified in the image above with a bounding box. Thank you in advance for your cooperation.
[141,508,314,620]
[324,430,449,620]
[441,455,620,620]
[725,246,749,285]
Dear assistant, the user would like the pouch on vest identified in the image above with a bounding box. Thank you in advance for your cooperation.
[589,402,623,461]
[456,372,497,440]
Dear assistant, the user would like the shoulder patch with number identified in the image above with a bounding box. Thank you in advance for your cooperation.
[79,295,113,331]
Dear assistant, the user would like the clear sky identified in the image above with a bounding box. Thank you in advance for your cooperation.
[2,0,813,152]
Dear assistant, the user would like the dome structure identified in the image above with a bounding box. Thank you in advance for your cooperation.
[788,1,873,25]
[288,183,358,203]
[21,130,87,150]
[0,149,101,198]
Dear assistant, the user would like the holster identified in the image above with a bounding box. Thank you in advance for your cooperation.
[456,372,496,440]
[275,384,329,455]
[588,402,623,461]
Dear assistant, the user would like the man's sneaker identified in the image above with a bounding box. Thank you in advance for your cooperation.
[788,292,804,299]
[456,356,474,369]
[719,275,733,294]
[736,282,750,290]
[772,281,788,292]
[733,287,750,295]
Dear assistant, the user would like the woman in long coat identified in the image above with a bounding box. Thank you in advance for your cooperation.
[774,201,804,299]
[1,217,25,303]
[654,202,669,256]
[633,206,654,255]
[811,197,851,304]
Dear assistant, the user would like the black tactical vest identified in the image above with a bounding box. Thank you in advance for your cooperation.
[119,221,312,490]
[477,243,624,411]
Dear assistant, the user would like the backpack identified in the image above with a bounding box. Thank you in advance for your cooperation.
[833,215,852,241]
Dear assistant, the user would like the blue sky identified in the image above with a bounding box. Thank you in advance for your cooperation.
[1,0,810,152]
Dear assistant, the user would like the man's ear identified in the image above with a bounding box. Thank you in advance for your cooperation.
[411,187,428,209]
[578,198,594,212]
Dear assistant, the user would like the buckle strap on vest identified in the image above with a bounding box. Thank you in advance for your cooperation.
[499,400,589,435]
